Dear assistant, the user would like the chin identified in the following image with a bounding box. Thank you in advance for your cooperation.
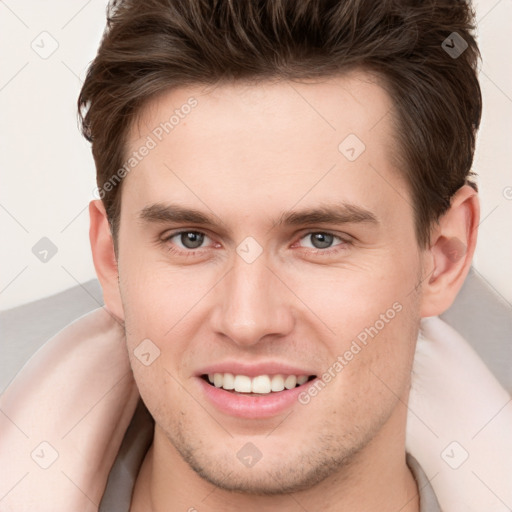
[167,428,365,496]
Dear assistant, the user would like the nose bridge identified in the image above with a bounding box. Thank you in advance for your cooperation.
[213,254,293,346]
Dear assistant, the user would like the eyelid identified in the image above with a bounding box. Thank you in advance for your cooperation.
[161,229,215,248]
[160,228,352,255]
[295,228,352,241]
[293,230,351,252]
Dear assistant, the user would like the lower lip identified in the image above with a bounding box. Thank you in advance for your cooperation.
[197,377,315,419]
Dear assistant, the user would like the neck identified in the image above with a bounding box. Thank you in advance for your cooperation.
[131,405,420,512]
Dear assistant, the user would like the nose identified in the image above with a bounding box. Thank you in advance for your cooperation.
[210,255,295,348]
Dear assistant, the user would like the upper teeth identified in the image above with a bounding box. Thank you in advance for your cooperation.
[207,373,309,393]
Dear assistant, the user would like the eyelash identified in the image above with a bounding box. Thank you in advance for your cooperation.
[161,230,351,257]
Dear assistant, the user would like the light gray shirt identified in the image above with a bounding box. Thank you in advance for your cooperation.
[99,400,441,511]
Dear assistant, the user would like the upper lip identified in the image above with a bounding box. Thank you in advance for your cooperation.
[196,361,317,378]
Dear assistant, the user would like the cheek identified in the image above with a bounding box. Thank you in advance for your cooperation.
[118,256,195,409]
[118,254,205,339]
[296,263,421,409]
[118,258,213,406]
[128,354,191,436]
[281,255,420,342]
[329,293,420,410]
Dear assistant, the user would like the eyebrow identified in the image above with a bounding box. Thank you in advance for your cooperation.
[273,203,378,228]
[138,202,379,230]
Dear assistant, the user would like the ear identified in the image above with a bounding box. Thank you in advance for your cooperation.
[89,199,125,321]
[420,184,480,318]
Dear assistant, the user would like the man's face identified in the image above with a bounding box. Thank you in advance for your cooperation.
[116,71,425,493]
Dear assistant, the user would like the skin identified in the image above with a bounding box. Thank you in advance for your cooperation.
[89,70,479,511]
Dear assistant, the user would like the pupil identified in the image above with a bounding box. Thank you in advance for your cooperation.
[182,232,204,249]
[312,233,333,249]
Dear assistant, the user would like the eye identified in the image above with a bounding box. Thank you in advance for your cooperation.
[160,229,349,257]
[164,231,212,251]
[297,232,348,252]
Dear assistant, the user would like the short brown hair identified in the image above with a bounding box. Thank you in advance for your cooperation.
[78,0,482,251]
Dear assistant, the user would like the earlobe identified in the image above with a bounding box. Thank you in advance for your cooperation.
[89,200,125,321]
[420,185,480,318]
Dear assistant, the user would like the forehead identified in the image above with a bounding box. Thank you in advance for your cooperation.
[129,70,397,156]
[122,70,408,228]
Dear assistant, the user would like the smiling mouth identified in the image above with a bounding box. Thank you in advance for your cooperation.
[201,373,316,395]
